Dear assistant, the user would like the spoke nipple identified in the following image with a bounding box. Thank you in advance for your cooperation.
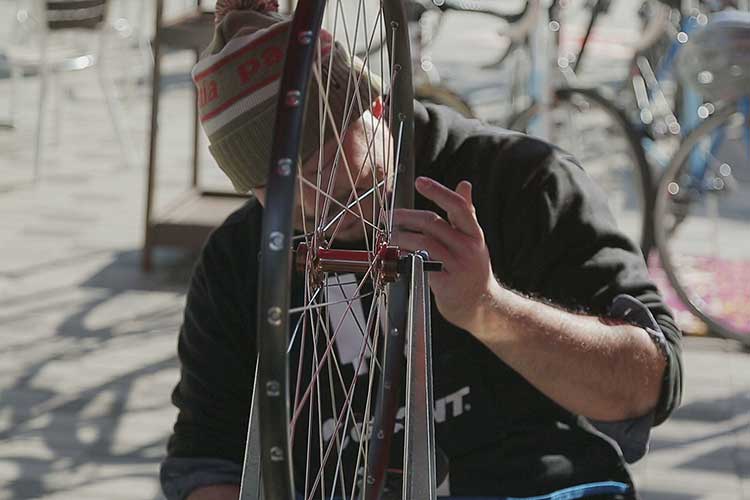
[270,446,284,461]
[285,90,302,107]
[377,430,385,439]
[277,158,293,176]
[266,380,281,396]
[390,21,399,30]
[390,328,399,336]
[397,112,406,121]
[269,231,285,251]
[367,475,376,485]
[267,307,282,326]
[393,63,402,72]
[298,30,314,45]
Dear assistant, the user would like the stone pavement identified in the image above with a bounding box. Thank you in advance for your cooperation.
[1,3,749,500]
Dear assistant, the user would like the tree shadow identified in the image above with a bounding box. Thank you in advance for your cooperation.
[669,391,750,423]
[1,249,196,499]
[675,444,748,475]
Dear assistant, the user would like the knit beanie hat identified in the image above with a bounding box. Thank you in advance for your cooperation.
[192,0,381,192]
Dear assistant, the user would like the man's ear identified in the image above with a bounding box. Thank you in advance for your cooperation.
[372,96,384,120]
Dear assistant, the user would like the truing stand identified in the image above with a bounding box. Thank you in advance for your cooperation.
[240,250,439,500]
[402,252,438,500]
[239,360,263,500]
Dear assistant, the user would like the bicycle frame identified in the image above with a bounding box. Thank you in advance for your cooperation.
[625,6,717,172]
[685,96,750,194]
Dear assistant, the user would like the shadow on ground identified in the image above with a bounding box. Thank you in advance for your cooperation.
[638,490,700,500]
[0,249,196,499]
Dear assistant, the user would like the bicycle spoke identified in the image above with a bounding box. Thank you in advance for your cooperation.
[257,1,413,497]
[288,291,374,316]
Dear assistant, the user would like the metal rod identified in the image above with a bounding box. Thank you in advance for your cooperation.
[402,253,437,500]
[529,0,553,140]
[239,358,264,500]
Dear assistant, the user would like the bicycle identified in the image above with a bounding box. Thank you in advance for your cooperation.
[651,9,750,343]
[506,0,739,248]
[354,0,543,119]
[387,0,674,255]
[506,0,670,255]
[508,0,750,341]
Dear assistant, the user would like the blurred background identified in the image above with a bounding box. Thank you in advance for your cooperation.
[1,0,749,498]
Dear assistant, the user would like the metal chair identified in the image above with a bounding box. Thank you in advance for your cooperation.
[4,0,137,180]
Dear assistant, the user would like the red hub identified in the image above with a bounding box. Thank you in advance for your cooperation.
[296,240,402,286]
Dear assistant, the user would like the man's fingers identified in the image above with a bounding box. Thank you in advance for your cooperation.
[415,177,482,238]
[393,208,468,253]
[456,180,472,205]
[391,228,453,271]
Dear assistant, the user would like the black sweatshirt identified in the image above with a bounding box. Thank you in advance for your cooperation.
[161,103,682,499]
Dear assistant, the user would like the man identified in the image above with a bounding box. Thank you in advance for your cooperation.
[161,2,682,499]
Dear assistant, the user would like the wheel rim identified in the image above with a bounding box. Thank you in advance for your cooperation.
[257,1,415,498]
[509,90,650,253]
[653,103,750,341]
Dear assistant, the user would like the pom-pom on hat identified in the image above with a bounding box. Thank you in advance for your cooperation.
[214,0,279,24]
[192,0,381,192]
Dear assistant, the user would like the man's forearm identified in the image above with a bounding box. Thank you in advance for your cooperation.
[472,281,666,422]
[187,484,240,500]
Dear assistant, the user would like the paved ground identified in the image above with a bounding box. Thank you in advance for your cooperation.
[1,2,749,499]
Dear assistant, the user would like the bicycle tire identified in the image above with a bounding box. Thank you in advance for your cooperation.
[508,87,656,257]
[256,0,416,499]
[652,102,750,343]
[416,83,475,118]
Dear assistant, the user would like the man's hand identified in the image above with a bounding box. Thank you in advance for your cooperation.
[392,177,497,334]
[393,177,666,421]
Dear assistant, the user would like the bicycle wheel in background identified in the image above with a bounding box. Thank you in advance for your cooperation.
[256,0,417,499]
[653,102,750,343]
[509,87,655,256]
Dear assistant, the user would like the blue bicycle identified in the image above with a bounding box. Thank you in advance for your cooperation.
[652,10,750,343]
[509,1,750,342]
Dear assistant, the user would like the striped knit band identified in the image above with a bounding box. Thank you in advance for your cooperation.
[192,9,380,192]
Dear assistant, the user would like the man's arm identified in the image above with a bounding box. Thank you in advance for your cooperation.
[471,280,666,421]
[393,176,669,422]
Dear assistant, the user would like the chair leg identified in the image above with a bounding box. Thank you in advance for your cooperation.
[191,48,200,188]
[1,65,21,130]
[33,36,50,183]
[143,35,163,272]
[97,29,138,169]
[11,67,20,126]
[136,0,153,90]
[51,70,61,146]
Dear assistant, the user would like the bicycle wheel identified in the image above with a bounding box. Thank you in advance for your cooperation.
[653,102,750,343]
[508,87,655,256]
[256,1,417,499]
